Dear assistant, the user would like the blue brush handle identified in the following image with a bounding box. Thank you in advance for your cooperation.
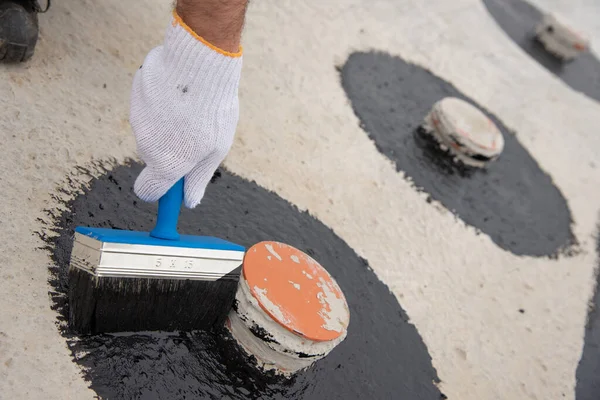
[150,178,184,241]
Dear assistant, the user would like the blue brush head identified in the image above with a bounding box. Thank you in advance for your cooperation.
[75,226,245,251]
[75,178,245,252]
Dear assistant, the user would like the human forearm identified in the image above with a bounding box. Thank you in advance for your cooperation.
[175,0,249,53]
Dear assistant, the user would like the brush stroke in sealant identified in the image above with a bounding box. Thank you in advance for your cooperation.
[43,161,444,400]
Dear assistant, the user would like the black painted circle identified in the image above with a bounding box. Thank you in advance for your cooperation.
[575,227,600,400]
[483,0,600,103]
[45,161,443,399]
[340,51,575,257]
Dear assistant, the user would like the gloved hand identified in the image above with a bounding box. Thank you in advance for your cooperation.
[130,11,243,208]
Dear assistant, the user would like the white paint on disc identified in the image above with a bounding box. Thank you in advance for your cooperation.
[265,243,282,261]
[316,277,348,333]
[303,270,314,280]
[289,280,301,290]
[253,286,291,325]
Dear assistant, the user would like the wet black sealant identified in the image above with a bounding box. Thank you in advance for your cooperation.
[482,0,600,103]
[42,161,444,400]
[575,226,600,400]
[340,51,575,258]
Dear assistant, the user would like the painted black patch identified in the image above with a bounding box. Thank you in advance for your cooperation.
[340,51,575,257]
[43,161,442,399]
[483,0,600,103]
[575,228,600,400]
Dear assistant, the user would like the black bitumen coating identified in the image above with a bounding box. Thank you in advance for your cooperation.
[482,0,600,103]
[575,228,600,400]
[340,51,576,258]
[41,161,444,400]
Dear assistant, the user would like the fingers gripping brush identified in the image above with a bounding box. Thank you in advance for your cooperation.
[67,178,246,334]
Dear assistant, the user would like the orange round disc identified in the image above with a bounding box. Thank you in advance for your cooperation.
[243,241,349,342]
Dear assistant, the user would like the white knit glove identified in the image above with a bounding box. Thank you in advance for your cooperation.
[130,12,243,208]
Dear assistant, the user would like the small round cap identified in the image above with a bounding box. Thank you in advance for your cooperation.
[429,97,504,165]
[535,13,590,59]
[243,241,350,342]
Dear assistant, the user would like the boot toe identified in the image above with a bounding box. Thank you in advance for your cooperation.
[0,2,39,62]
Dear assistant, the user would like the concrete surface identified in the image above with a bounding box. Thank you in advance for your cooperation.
[1,0,600,399]
[576,234,600,400]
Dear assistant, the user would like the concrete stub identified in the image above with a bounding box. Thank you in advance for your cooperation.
[226,241,350,375]
[422,97,504,168]
[535,13,589,61]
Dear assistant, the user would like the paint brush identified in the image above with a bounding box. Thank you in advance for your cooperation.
[67,178,245,334]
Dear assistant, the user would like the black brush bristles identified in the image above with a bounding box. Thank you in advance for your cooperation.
[68,265,241,334]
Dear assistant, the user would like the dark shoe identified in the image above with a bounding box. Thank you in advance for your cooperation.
[0,0,49,63]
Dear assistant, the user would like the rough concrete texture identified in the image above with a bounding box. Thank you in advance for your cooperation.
[482,0,600,103]
[340,51,575,257]
[44,162,442,399]
[1,0,600,399]
[575,226,600,400]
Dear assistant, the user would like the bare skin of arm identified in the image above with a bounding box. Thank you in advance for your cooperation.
[176,0,249,53]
